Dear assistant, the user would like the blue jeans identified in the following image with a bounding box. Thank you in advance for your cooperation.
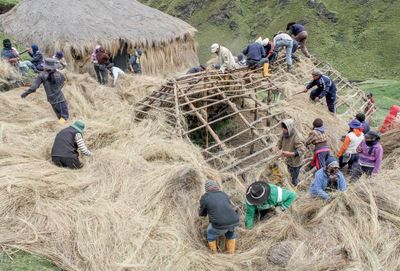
[274,39,293,65]
[288,165,301,186]
[206,224,237,241]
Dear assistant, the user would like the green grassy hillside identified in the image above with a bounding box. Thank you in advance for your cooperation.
[141,0,400,81]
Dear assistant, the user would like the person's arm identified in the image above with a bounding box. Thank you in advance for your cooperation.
[199,196,207,217]
[21,75,43,98]
[305,80,317,91]
[281,189,297,209]
[305,131,315,146]
[28,51,33,58]
[337,172,347,191]
[245,202,256,229]
[337,135,350,157]
[310,173,330,201]
[372,146,383,174]
[75,133,92,156]
[294,134,306,157]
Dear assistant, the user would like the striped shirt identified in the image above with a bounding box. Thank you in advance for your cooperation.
[75,133,92,156]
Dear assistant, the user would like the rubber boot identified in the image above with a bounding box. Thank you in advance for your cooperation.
[208,241,217,254]
[226,239,236,254]
[263,63,271,77]
[287,64,293,73]
[58,118,66,124]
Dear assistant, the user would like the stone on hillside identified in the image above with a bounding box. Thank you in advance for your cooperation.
[317,2,338,23]
[208,0,235,25]
[306,0,317,8]
[174,0,210,21]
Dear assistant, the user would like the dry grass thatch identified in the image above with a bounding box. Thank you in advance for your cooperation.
[0,0,198,74]
[0,62,400,270]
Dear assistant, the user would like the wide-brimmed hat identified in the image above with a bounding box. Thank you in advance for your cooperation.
[348,119,362,129]
[43,58,59,70]
[246,181,270,205]
[71,120,85,134]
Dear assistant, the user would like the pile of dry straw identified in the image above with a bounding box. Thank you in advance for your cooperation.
[0,65,400,271]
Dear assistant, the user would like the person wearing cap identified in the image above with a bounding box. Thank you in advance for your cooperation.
[210,43,238,73]
[53,51,67,70]
[199,180,239,254]
[129,49,143,74]
[20,58,69,124]
[186,64,207,74]
[355,112,370,134]
[245,181,297,229]
[272,32,294,72]
[337,120,365,174]
[51,120,92,169]
[305,118,331,170]
[242,41,268,68]
[1,39,21,67]
[304,70,337,113]
[276,119,305,186]
[351,131,383,181]
[286,22,311,58]
[310,157,347,201]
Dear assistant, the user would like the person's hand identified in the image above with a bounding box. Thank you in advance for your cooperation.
[281,151,294,158]
[303,88,308,93]
[314,97,320,102]
[20,92,28,99]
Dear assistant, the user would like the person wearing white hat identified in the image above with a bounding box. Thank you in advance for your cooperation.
[210,43,238,73]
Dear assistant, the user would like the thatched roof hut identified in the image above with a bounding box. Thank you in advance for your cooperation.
[0,0,198,74]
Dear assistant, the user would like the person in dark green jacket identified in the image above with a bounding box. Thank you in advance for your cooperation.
[245,181,297,229]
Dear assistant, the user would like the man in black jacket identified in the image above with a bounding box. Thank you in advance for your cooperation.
[51,120,92,169]
[199,180,239,254]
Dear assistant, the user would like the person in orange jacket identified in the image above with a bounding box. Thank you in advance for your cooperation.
[380,105,400,134]
[337,120,364,175]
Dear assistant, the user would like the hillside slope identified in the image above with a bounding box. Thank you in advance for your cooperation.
[140,0,400,80]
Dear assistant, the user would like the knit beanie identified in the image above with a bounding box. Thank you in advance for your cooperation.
[205,180,219,192]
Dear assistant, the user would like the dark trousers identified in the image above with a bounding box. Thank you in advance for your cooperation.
[310,89,336,113]
[288,165,301,186]
[51,101,69,120]
[351,164,374,181]
[94,64,102,83]
[339,154,359,175]
[317,151,330,169]
[52,156,82,169]
[99,65,108,85]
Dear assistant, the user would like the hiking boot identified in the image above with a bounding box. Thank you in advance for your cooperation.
[287,64,293,73]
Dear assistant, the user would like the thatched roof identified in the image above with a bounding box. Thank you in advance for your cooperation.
[0,0,197,54]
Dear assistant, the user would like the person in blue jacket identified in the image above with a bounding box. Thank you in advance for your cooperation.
[310,157,347,201]
[242,42,268,68]
[304,69,337,113]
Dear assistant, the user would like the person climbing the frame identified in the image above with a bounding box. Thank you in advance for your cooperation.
[199,180,239,254]
[20,58,69,124]
[304,69,337,114]
[305,118,331,170]
[51,120,92,169]
[245,181,297,229]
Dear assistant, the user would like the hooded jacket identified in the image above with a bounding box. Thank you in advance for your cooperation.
[357,141,383,174]
[217,46,238,72]
[245,184,297,229]
[24,70,65,104]
[380,105,400,134]
[277,119,305,167]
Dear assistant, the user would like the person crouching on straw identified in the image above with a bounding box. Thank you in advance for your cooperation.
[199,180,239,254]
[20,58,69,124]
[245,181,297,230]
[51,120,92,169]
[310,157,347,201]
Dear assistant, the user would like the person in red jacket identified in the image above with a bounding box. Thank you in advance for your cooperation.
[380,105,400,134]
[96,46,110,85]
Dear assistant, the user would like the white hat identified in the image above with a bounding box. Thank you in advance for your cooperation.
[255,37,262,44]
[211,43,219,53]
[262,38,269,46]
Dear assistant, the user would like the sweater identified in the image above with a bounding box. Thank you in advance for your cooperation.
[242,43,266,61]
[24,71,66,104]
[199,191,239,230]
[289,24,305,36]
[310,169,347,200]
[245,184,297,229]
[305,127,328,147]
[51,127,92,158]
[357,141,383,174]
[306,75,337,98]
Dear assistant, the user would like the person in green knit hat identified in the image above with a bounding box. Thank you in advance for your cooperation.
[51,120,92,169]
[245,181,297,229]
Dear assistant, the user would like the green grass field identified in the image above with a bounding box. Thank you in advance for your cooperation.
[0,251,60,271]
